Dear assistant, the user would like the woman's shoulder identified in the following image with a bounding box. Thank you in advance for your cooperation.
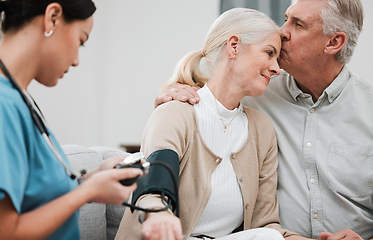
[145,101,197,134]
[0,78,27,113]
[154,100,195,119]
[157,100,194,110]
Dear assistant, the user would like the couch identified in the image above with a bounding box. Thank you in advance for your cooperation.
[62,144,130,240]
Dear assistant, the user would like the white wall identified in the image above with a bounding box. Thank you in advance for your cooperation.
[29,0,372,149]
[347,0,373,78]
[29,0,220,148]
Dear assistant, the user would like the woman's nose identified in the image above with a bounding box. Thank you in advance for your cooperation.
[270,60,281,76]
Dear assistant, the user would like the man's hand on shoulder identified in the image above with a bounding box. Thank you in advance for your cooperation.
[319,229,364,240]
[154,83,200,108]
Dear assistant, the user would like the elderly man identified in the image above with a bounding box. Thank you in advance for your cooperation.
[155,0,373,239]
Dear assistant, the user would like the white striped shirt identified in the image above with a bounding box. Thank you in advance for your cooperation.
[192,85,248,237]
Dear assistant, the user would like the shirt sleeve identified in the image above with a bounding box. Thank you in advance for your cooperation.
[140,101,195,159]
[131,101,194,213]
[0,98,30,213]
[248,110,297,237]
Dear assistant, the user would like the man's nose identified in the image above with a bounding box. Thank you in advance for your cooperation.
[280,23,290,41]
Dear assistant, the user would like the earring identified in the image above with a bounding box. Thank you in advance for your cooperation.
[230,54,236,59]
[44,30,54,37]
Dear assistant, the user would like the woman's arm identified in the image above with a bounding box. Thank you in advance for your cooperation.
[131,102,193,240]
[130,150,181,240]
[0,165,142,240]
[141,211,183,240]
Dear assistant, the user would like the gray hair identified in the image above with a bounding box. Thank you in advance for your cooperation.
[320,0,364,63]
[169,8,280,88]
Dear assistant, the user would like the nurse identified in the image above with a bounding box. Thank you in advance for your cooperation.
[0,0,143,239]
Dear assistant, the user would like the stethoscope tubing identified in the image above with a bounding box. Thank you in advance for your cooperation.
[0,59,77,179]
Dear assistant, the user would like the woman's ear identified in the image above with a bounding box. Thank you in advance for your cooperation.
[227,35,240,59]
[324,32,347,56]
[43,3,63,36]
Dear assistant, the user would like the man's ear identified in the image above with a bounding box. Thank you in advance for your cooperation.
[44,3,63,34]
[227,35,240,59]
[324,32,347,55]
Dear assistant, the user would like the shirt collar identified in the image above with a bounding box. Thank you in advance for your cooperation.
[287,73,305,101]
[197,85,242,120]
[286,65,350,103]
[323,65,350,103]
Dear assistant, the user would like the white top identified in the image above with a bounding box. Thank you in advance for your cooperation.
[192,85,248,237]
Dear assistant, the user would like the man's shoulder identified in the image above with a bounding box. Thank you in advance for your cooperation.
[342,69,373,101]
[350,71,373,87]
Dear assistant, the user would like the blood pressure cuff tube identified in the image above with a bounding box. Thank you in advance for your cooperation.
[131,149,179,212]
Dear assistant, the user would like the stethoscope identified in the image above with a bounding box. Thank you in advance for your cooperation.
[0,59,78,180]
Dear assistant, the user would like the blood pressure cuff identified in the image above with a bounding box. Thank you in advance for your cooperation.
[131,149,179,212]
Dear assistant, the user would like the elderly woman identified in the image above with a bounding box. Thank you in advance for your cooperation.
[116,8,300,240]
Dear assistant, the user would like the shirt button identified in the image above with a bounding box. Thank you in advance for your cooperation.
[245,204,249,210]
[306,142,312,147]
[239,178,244,183]
[231,154,236,159]
[310,179,315,184]
[314,213,319,219]
[310,108,315,113]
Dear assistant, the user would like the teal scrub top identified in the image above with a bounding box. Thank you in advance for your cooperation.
[0,76,80,239]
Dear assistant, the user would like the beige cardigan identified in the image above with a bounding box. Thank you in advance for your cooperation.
[116,101,296,240]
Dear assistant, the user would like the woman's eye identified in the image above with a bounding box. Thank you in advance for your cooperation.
[266,51,273,57]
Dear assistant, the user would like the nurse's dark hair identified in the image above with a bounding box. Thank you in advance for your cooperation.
[0,0,96,33]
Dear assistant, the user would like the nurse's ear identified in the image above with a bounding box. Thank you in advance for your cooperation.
[43,3,63,37]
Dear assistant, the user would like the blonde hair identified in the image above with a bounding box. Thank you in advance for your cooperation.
[168,8,280,88]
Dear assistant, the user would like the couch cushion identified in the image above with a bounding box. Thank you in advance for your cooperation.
[90,146,129,240]
[63,144,107,240]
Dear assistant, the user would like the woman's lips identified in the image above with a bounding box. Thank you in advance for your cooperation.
[262,74,270,84]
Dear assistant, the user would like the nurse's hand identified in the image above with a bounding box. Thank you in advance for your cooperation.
[83,156,126,177]
[154,83,200,108]
[85,155,143,179]
[141,211,183,240]
[98,156,126,170]
[80,167,143,205]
